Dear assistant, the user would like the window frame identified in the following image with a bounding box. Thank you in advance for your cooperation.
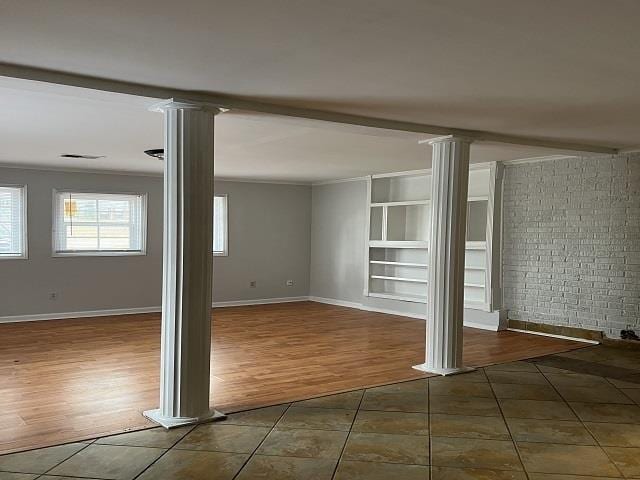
[213,193,228,257]
[51,189,148,257]
[0,183,28,260]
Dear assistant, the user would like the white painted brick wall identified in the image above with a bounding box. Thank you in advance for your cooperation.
[502,153,640,338]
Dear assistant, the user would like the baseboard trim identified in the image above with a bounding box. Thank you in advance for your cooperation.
[212,297,309,308]
[0,297,310,323]
[308,296,503,331]
[0,296,501,331]
[308,296,362,310]
[0,306,162,324]
[507,319,603,342]
[310,296,427,320]
[507,328,599,345]
[364,305,426,320]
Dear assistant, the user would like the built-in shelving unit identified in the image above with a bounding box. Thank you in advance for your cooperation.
[364,169,492,309]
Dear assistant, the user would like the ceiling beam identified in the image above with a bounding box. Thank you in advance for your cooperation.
[0,62,618,155]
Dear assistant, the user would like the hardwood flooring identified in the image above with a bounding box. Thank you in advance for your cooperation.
[0,301,586,454]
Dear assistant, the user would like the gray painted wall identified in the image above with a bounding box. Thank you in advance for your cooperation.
[310,179,430,317]
[0,167,311,318]
[212,180,311,302]
[310,180,367,303]
[502,154,640,338]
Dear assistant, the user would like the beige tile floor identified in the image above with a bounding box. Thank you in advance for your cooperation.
[2,344,640,479]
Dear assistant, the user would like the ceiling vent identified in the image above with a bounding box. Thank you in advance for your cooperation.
[60,153,105,160]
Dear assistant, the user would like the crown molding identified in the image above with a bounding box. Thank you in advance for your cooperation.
[501,154,584,166]
[215,177,310,186]
[618,146,640,154]
[312,176,369,186]
[0,163,316,185]
[0,162,164,177]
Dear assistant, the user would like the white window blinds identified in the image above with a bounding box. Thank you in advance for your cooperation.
[213,195,228,256]
[53,191,146,255]
[0,185,26,258]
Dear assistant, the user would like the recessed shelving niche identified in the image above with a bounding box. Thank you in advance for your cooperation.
[364,169,493,310]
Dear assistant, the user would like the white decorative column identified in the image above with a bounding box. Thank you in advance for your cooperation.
[414,135,475,376]
[144,99,224,428]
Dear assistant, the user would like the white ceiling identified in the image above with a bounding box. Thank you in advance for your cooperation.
[3,0,637,181]
[0,78,575,182]
[1,0,639,151]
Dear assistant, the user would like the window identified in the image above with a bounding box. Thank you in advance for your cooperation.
[0,185,27,259]
[53,191,146,256]
[213,194,228,256]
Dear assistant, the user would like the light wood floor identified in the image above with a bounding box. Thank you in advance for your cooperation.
[0,301,585,454]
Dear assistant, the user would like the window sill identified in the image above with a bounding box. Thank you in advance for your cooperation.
[0,255,28,260]
[52,251,147,258]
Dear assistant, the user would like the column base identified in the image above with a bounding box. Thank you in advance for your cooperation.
[143,408,226,429]
[412,363,476,376]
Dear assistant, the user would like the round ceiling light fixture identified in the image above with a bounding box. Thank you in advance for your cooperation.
[144,148,164,160]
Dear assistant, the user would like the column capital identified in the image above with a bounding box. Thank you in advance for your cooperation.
[419,135,474,146]
[149,98,224,114]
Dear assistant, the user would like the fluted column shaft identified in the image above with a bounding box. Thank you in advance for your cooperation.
[414,135,474,376]
[144,99,224,427]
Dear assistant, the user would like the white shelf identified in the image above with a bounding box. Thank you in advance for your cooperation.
[464,300,490,311]
[370,260,485,271]
[371,275,428,284]
[368,241,486,250]
[370,200,429,207]
[369,240,428,249]
[369,292,427,304]
[369,292,490,311]
[371,277,483,287]
[371,169,429,179]
[369,260,428,268]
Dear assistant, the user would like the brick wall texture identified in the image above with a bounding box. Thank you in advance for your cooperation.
[502,153,640,338]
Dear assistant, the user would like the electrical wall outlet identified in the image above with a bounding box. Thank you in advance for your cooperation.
[286,280,294,286]
[49,292,58,300]
[249,281,257,288]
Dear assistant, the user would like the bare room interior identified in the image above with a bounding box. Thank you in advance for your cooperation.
[1,1,639,479]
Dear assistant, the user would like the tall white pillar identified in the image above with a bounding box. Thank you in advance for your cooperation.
[144,99,224,428]
[414,135,475,376]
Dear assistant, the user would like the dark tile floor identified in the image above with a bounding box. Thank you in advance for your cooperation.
[2,344,640,479]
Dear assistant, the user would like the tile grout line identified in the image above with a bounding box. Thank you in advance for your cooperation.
[0,439,96,477]
[485,366,531,479]
[230,402,293,480]
[330,388,366,480]
[603,374,640,405]
[536,361,627,479]
[129,423,197,479]
[38,441,95,477]
[36,474,103,480]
